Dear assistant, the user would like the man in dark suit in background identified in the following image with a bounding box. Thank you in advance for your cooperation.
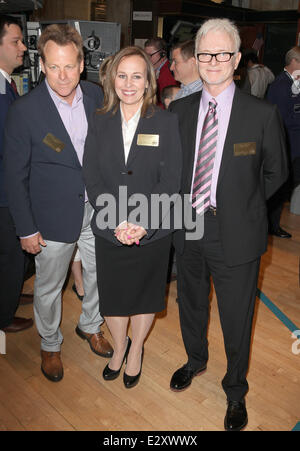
[4,24,112,382]
[144,37,179,108]
[0,15,33,334]
[169,18,288,431]
[267,46,300,237]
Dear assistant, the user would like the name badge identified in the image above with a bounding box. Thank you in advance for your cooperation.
[234,142,256,156]
[137,134,159,147]
[43,133,65,153]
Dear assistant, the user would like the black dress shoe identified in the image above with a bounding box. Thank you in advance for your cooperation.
[72,283,84,301]
[224,400,248,431]
[123,346,144,389]
[170,362,207,391]
[270,227,292,238]
[103,337,131,381]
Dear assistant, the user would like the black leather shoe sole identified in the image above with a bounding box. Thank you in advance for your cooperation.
[170,365,207,392]
[224,416,248,432]
[224,401,248,431]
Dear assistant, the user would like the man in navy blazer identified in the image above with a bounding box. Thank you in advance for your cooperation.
[4,24,112,382]
[0,15,33,334]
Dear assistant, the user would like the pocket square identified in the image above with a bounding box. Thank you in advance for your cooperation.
[234,142,256,156]
[43,133,65,153]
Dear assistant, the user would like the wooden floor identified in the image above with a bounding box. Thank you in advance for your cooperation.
[0,204,299,432]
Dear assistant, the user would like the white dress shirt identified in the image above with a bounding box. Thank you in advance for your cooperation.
[120,104,142,164]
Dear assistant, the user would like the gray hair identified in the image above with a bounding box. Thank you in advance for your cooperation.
[195,18,241,55]
[285,46,300,66]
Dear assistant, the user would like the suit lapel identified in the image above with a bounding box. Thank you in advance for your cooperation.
[81,82,94,120]
[126,112,146,168]
[104,107,127,168]
[216,88,242,191]
[183,92,201,193]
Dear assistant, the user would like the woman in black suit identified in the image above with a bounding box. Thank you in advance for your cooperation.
[83,46,182,388]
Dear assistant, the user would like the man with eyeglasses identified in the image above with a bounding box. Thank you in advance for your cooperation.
[169,18,288,431]
[144,37,178,108]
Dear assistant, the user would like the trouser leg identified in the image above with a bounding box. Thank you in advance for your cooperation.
[76,201,103,333]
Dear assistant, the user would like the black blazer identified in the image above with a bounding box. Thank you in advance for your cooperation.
[169,87,288,266]
[4,80,103,242]
[83,105,182,245]
[0,73,18,207]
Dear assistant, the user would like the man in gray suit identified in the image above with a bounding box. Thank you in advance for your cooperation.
[4,24,112,382]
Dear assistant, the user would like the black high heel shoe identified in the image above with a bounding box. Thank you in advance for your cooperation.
[103,337,131,381]
[123,346,144,389]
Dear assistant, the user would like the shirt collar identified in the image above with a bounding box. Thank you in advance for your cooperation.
[201,81,235,111]
[181,78,202,90]
[45,78,83,107]
[120,103,142,127]
[0,68,11,83]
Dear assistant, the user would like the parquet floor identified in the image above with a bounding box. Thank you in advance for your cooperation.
[0,204,299,431]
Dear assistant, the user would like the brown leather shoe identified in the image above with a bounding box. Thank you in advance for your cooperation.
[41,350,64,382]
[75,326,113,357]
[1,316,33,333]
[19,293,34,305]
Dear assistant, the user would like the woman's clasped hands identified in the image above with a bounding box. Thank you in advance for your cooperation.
[114,222,147,246]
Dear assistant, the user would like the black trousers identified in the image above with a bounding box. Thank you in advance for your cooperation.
[0,207,26,329]
[176,211,260,402]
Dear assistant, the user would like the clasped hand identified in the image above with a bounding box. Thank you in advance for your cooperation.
[114,222,147,246]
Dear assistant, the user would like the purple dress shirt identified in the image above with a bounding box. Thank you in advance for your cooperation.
[21,82,88,239]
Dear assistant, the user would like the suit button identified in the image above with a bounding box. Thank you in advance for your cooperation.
[127,171,133,175]
[79,194,83,199]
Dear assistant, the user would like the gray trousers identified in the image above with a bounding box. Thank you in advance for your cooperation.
[34,201,103,352]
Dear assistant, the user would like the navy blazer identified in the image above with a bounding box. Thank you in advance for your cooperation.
[0,73,18,206]
[4,80,103,242]
[169,87,288,266]
[83,105,182,245]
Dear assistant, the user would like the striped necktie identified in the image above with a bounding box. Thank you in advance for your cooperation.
[192,98,218,215]
[10,78,19,95]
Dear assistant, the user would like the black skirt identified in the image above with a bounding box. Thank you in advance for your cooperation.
[95,235,172,316]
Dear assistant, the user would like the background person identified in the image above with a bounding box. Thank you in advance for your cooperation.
[161,84,180,109]
[0,15,33,333]
[170,40,203,100]
[244,51,274,98]
[267,46,300,234]
[83,46,181,389]
[144,37,179,108]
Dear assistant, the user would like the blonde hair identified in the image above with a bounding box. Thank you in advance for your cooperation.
[285,46,300,66]
[38,24,83,63]
[99,46,157,117]
[195,18,241,54]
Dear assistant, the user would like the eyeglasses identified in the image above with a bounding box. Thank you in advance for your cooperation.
[196,52,236,63]
[146,48,163,58]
